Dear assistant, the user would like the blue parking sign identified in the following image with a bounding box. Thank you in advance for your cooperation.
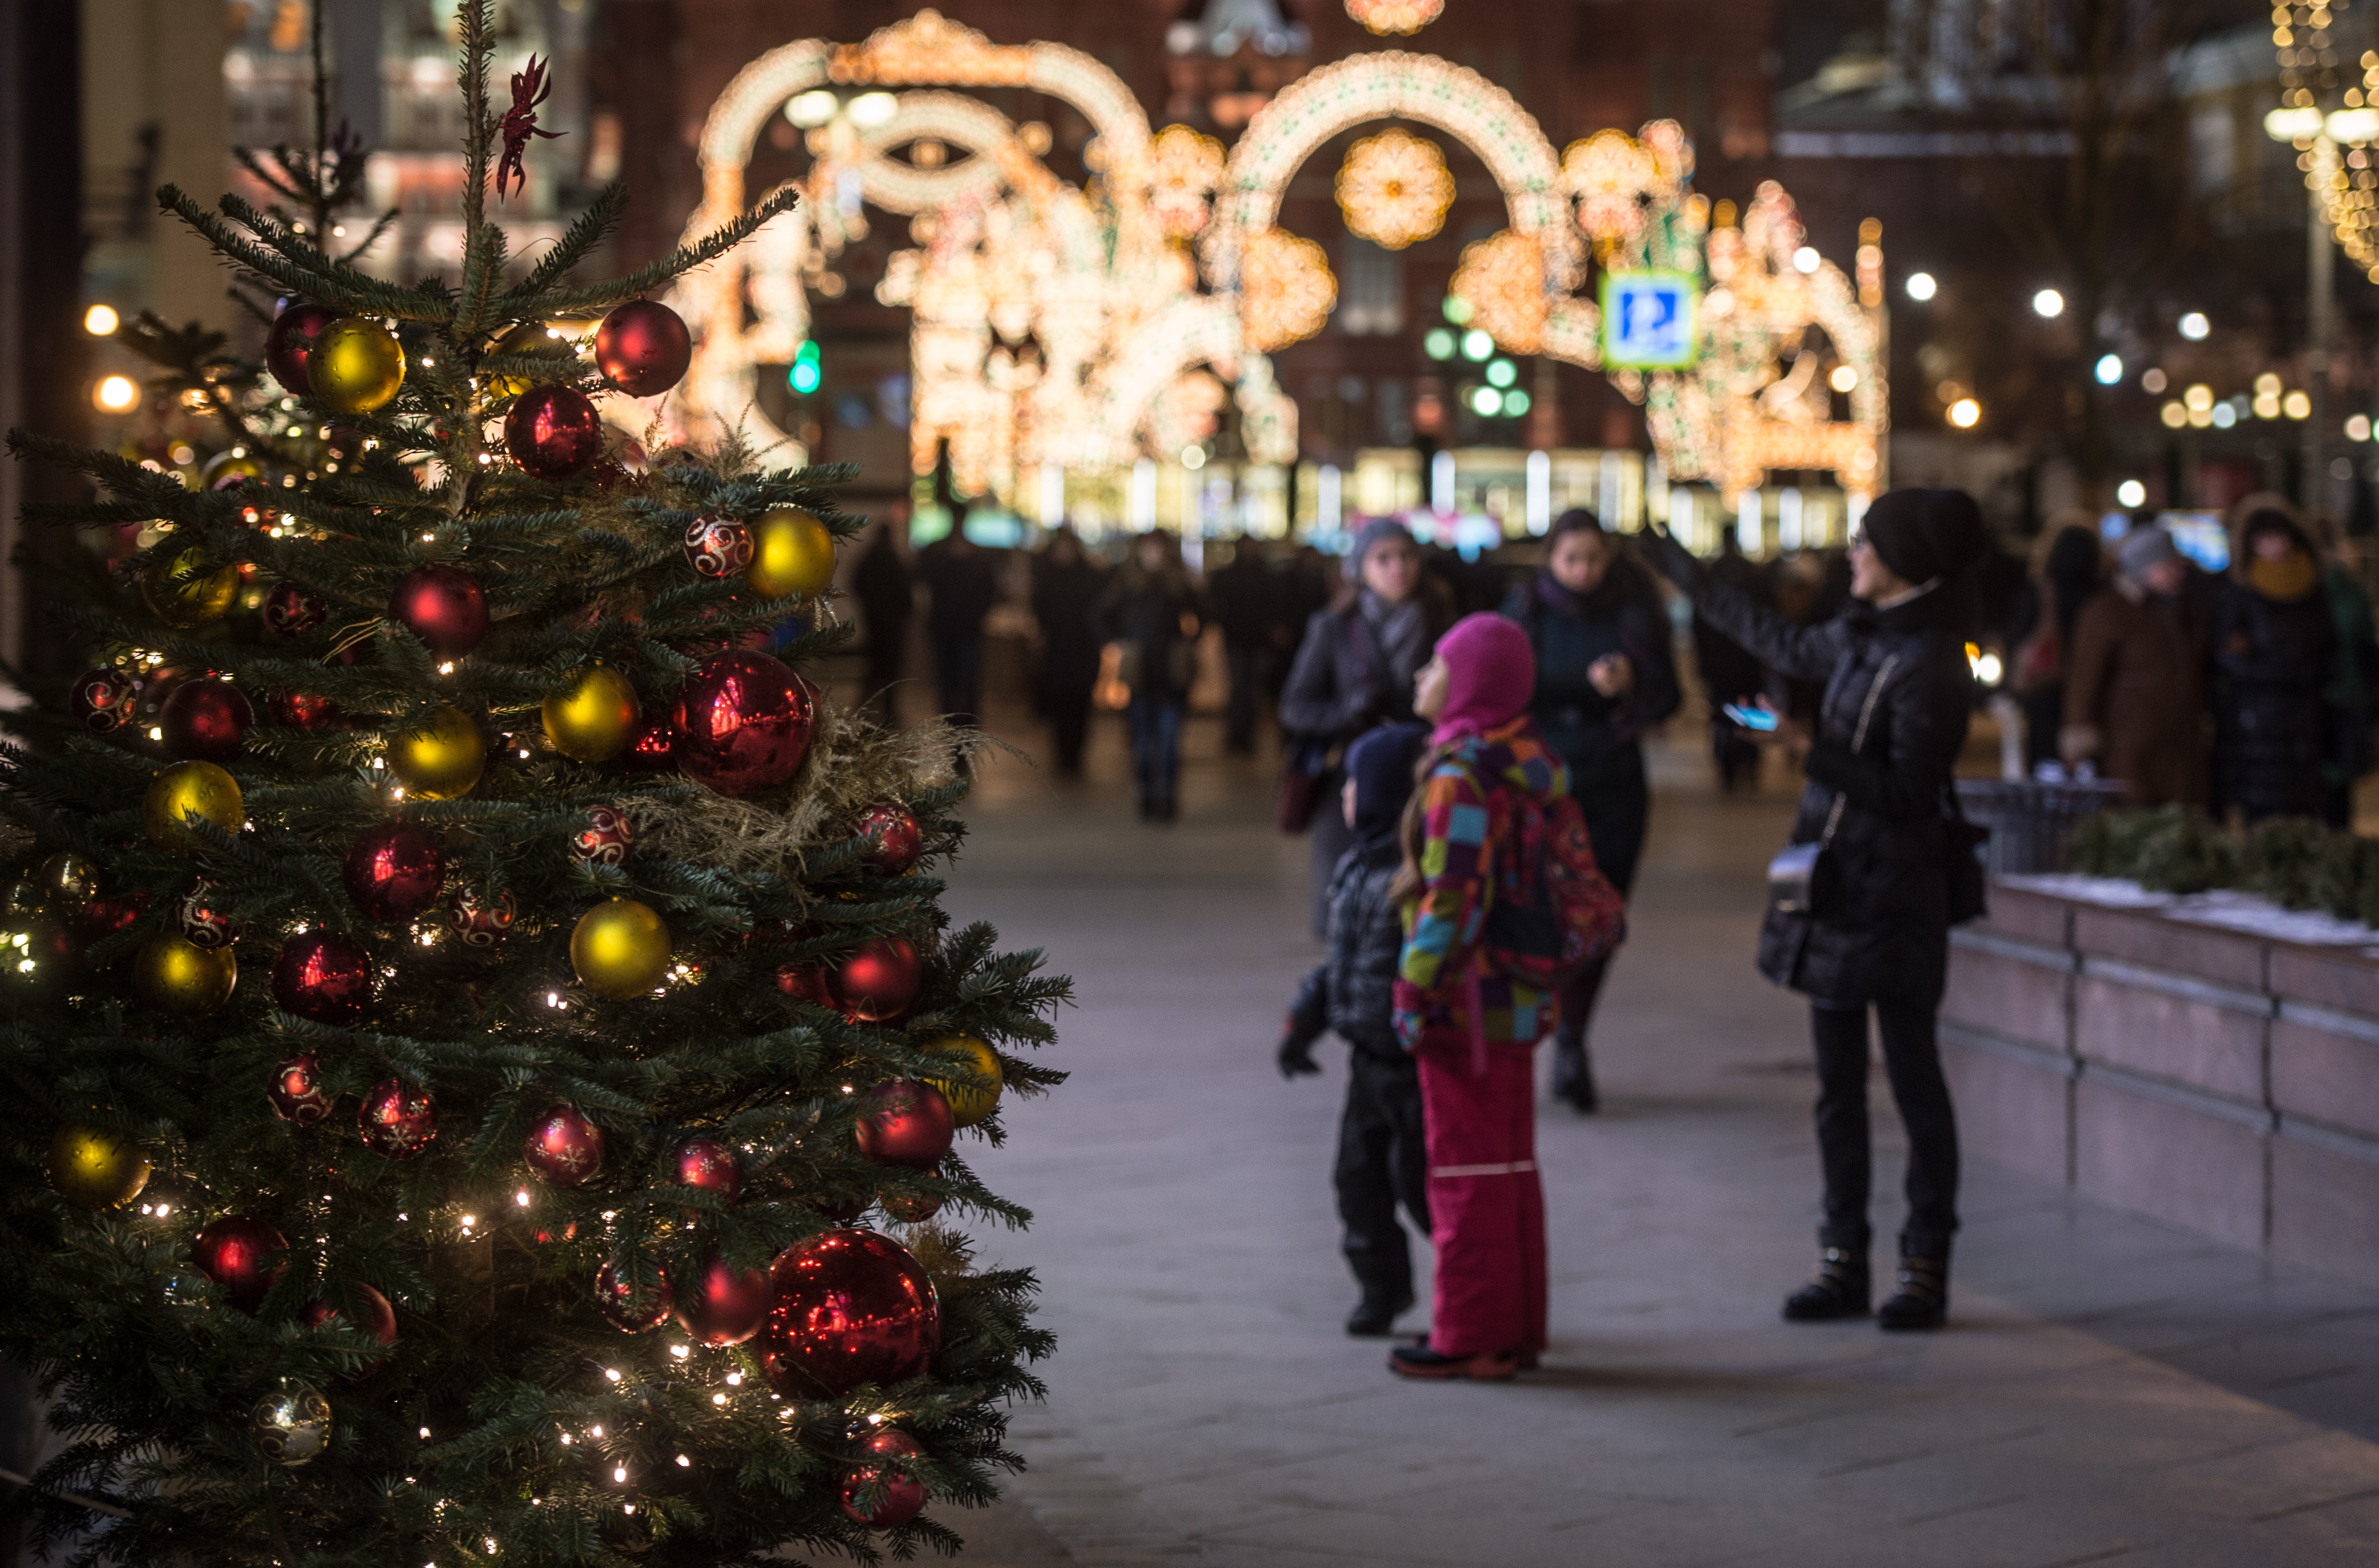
[1600,271,1701,369]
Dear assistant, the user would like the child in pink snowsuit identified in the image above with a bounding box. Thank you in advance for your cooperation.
[1388,613,1566,1381]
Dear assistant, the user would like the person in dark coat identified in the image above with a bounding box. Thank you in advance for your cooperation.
[1278,722,1435,1338]
[1648,487,1984,1334]
[1501,509,1680,1113]
[1209,537,1277,755]
[2060,526,2209,806]
[1278,519,1458,937]
[1031,526,1104,777]
[1696,531,1771,790]
[1098,531,1206,821]
[915,522,1000,726]
[2213,500,2338,823]
[852,507,914,724]
[2008,518,2105,773]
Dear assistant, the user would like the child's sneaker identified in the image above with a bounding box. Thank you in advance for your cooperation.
[1387,1340,1519,1381]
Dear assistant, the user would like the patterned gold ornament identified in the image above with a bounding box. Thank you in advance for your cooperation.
[543,667,639,763]
[571,899,671,999]
[925,1033,1004,1128]
[745,507,836,600]
[1334,129,1455,251]
[386,705,485,799]
[134,931,237,1017]
[251,1382,333,1466]
[46,1122,151,1209]
[1240,229,1337,352]
[309,318,406,414]
[144,761,244,852]
[140,545,239,630]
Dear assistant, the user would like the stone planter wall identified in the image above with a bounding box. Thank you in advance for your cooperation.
[1943,880,2379,1284]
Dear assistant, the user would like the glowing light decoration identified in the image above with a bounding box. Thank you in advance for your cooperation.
[1149,124,1226,240]
[1347,0,1444,35]
[2273,4,2379,284]
[1333,129,1455,250]
[1563,124,1692,257]
[1449,229,1548,354]
[1240,229,1338,351]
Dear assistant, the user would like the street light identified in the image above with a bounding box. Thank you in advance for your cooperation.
[2094,353,2123,385]
[2178,312,2211,340]
[2116,479,2147,506]
[1947,398,1981,429]
[2032,288,2065,318]
[1905,271,1937,302]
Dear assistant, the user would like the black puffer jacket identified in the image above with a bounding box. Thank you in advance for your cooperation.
[1285,838,1406,1057]
[2212,581,2335,821]
[1694,575,1975,1008]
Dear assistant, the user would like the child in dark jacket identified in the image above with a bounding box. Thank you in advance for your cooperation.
[1279,721,1435,1336]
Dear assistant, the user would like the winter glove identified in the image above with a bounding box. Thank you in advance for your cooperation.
[1641,525,1705,596]
[1277,1031,1322,1078]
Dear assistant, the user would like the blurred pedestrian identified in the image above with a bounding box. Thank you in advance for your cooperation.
[2060,526,2208,806]
[2313,520,2379,827]
[2214,498,2339,823]
[1502,509,1679,1112]
[852,504,914,724]
[1031,526,1105,778]
[1209,536,1276,755]
[1696,530,1771,791]
[1648,487,1986,1334]
[1277,721,1435,1338]
[915,516,999,726]
[1099,531,1206,821]
[2008,515,2105,773]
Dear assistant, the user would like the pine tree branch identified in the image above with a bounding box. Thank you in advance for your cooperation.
[505,185,804,318]
[514,183,628,297]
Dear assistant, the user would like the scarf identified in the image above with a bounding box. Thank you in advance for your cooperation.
[2248,552,2320,603]
[1360,589,1431,691]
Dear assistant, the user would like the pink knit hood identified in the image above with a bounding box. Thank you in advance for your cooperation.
[1429,612,1536,746]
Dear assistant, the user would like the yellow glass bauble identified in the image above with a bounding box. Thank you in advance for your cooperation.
[134,931,237,1017]
[571,899,671,999]
[310,318,407,414]
[543,667,639,763]
[484,319,576,401]
[47,1121,151,1210]
[925,1033,1004,1128]
[145,761,244,852]
[745,507,836,600]
[140,544,239,629]
[387,704,485,799]
[37,851,97,906]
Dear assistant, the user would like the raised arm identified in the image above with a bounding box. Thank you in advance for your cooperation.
[1641,529,1849,683]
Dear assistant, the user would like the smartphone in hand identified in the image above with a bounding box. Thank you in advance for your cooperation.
[1721,701,1779,732]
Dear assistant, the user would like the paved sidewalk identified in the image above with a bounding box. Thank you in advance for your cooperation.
[936,719,2379,1567]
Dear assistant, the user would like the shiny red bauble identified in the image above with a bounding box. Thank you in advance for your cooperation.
[594,299,692,397]
[69,667,137,734]
[777,962,833,1006]
[669,650,814,796]
[342,822,445,922]
[683,514,753,578]
[261,582,327,640]
[853,802,922,874]
[840,1429,928,1530]
[358,1078,438,1159]
[72,888,146,946]
[674,1252,772,1346]
[622,716,677,772]
[159,679,254,763]
[594,1258,672,1332]
[269,1054,333,1125]
[524,1105,605,1187]
[856,1080,953,1171]
[387,564,488,657]
[264,302,339,395]
[880,1182,944,1225]
[672,1135,743,1206]
[272,931,373,1025]
[447,885,515,946]
[191,1214,289,1313]
[569,805,633,867]
[505,384,604,480]
[301,1281,397,1375]
[761,1228,940,1399]
[831,937,921,1023]
[270,690,340,731]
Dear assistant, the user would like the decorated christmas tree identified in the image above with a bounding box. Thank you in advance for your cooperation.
[0,6,1064,1563]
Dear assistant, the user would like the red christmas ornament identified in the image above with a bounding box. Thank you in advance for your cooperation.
[388,564,488,657]
[358,1078,438,1159]
[270,690,340,731]
[261,582,327,640]
[191,1214,289,1313]
[856,1080,953,1172]
[272,931,373,1025]
[158,679,254,763]
[594,1258,672,1333]
[674,1252,772,1346]
[672,1135,743,1206]
[668,650,814,796]
[301,1282,397,1375]
[269,1054,333,1125]
[622,716,677,772]
[447,885,516,946]
[831,937,921,1023]
[505,385,604,480]
[761,1228,940,1399]
[683,514,754,578]
[72,888,147,947]
[853,803,922,874]
[178,880,239,950]
[777,962,833,1006]
[69,667,138,734]
[264,303,339,395]
[525,1106,605,1187]
[569,805,634,867]
[840,1429,928,1530]
[342,822,445,922]
[594,299,692,397]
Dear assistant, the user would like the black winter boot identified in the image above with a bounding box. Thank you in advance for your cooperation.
[1781,1246,1871,1321]
[1345,1289,1414,1337]
[1877,1245,1949,1331]
[1551,1036,1598,1113]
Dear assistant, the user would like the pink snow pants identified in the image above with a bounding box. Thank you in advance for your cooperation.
[1415,1039,1547,1359]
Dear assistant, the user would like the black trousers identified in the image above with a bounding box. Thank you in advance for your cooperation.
[1044,683,1094,775]
[1810,999,1960,1256]
[1225,643,1268,752]
[1336,1049,1431,1303]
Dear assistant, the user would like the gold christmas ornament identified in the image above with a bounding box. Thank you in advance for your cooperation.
[543,666,639,763]
[745,507,836,600]
[36,852,98,906]
[134,931,237,1017]
[484,319,576,401]
[925,1033,1004,1128]
[140,544,239,630]
[46,1122,151,1210]
[571,899,670,999]
[144,761,244,852]
[251,1382,333,1466]
[309,318,407,414]
[387,705,486,799]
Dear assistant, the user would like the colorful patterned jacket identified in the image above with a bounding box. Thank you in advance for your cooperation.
[1391,718,1567,1053]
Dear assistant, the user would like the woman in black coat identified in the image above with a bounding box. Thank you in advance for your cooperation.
[1648,488,1983,1334]
[2213,503,2338,822]
[1031,527,1105,778]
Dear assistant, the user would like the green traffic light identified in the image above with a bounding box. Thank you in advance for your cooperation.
[789,341,821,394]
[1423,327,1457,360]
[1485,358,1516,388]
